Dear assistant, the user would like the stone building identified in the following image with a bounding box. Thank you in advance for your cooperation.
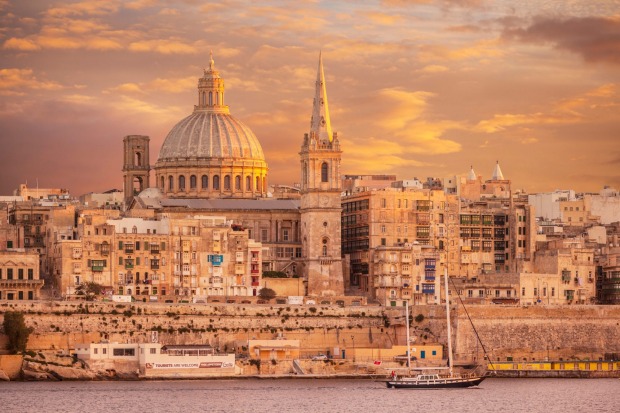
[531,238,597,304]
[457,163,536,277]
[452,273,519,305]
[341,187,458,299]
[0,250,44,300]
[372,244,441,306]
[48,213,263,301]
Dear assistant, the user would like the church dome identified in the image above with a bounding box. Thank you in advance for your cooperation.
[158,112,265,162]
[154,53,268,199]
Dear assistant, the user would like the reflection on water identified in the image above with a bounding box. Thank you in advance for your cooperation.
[1,378,618,413]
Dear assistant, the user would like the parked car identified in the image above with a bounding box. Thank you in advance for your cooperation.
[311,354,328,361]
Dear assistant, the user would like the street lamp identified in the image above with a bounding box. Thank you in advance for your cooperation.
[351,335,355,362]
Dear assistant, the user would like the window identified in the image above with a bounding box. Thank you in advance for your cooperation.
[283,229,290,241]
[168,176,174,190]
[178,175,186,190]
[28,269,34,280]
[201,175,208,189]
[190,175,197,189]
[18,269,24,280]
[246,176,251,191]
[521,287,525,296]
[150,348,157,354]
[235,175,241,190]
[321,162,328,182]
[224,175,231,190]
[112,348,135,356]
[213,175,220,190]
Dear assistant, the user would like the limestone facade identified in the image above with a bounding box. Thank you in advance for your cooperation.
[372,244,442,306]
[47,213,263,301]
[532,238,597,304]
[341,187,458,296]
[0,249,44,300]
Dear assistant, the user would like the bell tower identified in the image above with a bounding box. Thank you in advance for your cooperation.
[299,53,344,297]
[123,134,151,207]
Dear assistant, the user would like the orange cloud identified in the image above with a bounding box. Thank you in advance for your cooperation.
[362,11,403,25]
[0,68,63,92]
[3,37,40,51]
[476,83,618,133]
[128,39,197,54]
[46,1,120,17]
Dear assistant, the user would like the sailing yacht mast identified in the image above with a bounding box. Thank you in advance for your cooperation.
[405,301,411,370]
[444,269,454,377]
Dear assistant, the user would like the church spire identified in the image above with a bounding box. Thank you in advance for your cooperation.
[310,52,333,143]
[467,165,477,181]
[491,160,505,180]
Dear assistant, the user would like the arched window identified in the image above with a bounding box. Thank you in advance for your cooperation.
[213,175,220,190]
[224,175,231,190]
[263,177,267,192]
[202,92,206,106]
[201,175,208,189]
[209,91,213,105]
[190,175,197,189]
[132,226,137,234]
[216,92,221,105]
[235,175,241,190]
[135,152,141,166]
[178,175,186,190]
[321,162,329,182]
[168,176,174,191]
[322,238,328,256]
[160,176,164,189]
[246,176,251,191]
[256,176,261,192]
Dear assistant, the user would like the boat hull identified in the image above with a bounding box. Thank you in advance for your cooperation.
[386,376,485,389]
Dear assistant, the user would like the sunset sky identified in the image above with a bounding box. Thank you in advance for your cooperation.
[1,0,619,196]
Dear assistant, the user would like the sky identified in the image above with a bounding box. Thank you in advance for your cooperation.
[0,0,619,197]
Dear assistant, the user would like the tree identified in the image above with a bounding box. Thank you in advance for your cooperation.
[258,287,276,301]
[2,311,33,354]
[75,282,104,301]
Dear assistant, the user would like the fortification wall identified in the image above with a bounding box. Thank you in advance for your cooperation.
[1,301,619,363]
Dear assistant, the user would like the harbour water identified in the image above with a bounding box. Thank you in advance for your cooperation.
[1,378,618,413]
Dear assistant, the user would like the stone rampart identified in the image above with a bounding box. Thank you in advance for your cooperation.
[1,301,619,363]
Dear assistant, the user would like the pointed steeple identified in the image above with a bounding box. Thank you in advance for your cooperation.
[491,161,505,180]
[310,52,333,143]
[196,51,228,113]
[467,165,477,181]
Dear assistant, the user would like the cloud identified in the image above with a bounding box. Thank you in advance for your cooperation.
[3,37,40,51]
[362,11,403,25]
[503,16,620,65]
[46,1,120,17]
[0,68,64,93]
[128,39,197,54]
[475,83,618,133]
[418,64,449,73]
[418,39,504,62]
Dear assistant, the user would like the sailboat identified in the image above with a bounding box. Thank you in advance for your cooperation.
[386,270,486,389]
